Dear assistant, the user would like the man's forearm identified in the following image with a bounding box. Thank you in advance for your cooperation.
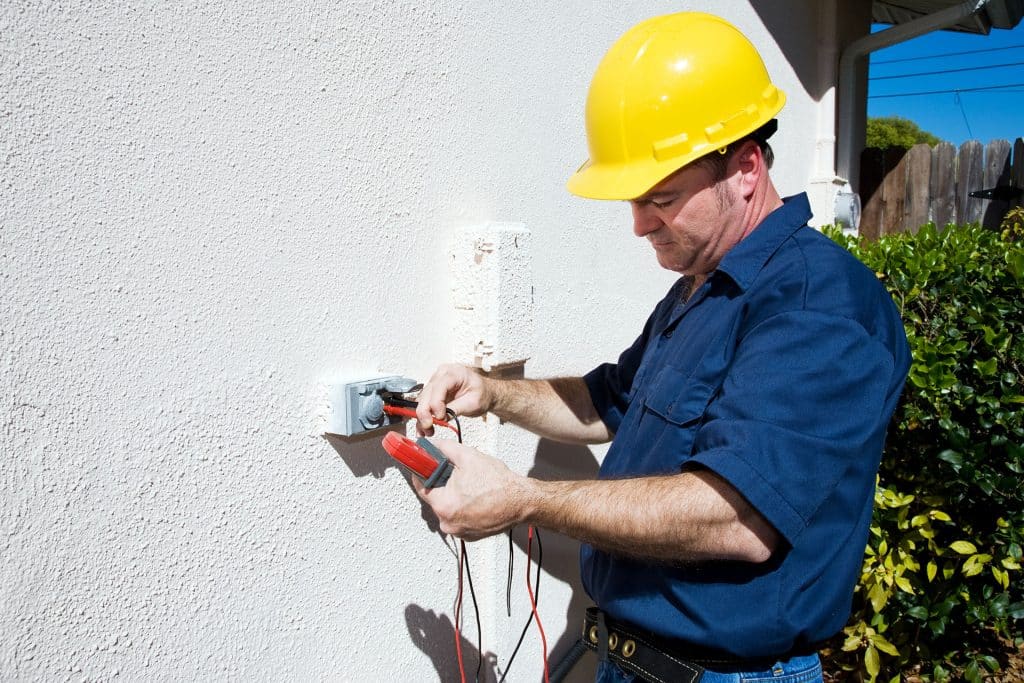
[485,376,612,445]
[520,469,779,563]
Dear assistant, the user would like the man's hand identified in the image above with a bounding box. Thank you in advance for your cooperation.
[416,365,611,445]
[412,439,531,541]
[415,364,493,436]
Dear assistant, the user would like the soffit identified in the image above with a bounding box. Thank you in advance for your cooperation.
[873,0,1024,33]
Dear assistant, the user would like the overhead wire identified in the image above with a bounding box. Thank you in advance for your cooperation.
[954,91,974,139]
[868,59,1024,80]
[869,81,1024,98]
[869,44,1024,101]
[872,42,1024,64]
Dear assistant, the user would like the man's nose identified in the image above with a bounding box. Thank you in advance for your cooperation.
[631,202,662,237]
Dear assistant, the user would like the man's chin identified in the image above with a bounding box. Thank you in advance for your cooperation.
[654,251,694,275]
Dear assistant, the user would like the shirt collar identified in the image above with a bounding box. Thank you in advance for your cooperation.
[713,193,812,292]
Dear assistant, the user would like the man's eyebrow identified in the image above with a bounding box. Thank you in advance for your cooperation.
[633,191,678,203]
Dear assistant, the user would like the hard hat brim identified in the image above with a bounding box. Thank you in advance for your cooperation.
[566,157,691,201]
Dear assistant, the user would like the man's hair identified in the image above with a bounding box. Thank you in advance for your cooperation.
[692,119,777,182]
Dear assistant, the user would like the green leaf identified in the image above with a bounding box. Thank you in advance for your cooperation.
[865,644,881,679]
[992,566,1010,589]
[951,540,978,555]
[907,606,929,620]
[973,356,998,375]
[937,450,963,470]
[869,582,889,612]
[979,655,1001,672]
[1006,250,1024,281]
[870,633,900,656]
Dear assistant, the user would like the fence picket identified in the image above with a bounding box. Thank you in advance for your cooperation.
[1013,138,1024,210]
[931,142,957,229]
[906,144,931,233]
[982,140,1013,229]
[956,140,984,226]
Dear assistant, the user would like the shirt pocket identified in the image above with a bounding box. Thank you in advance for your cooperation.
[640,366,718,469]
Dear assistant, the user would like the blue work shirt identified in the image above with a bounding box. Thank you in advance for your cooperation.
[582,193,911,658]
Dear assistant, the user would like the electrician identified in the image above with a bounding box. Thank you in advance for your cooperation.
[415,12,910,683]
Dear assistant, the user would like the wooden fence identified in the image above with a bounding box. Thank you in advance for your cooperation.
[859,138,1024,240]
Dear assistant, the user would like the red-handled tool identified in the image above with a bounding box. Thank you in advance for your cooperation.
[381,432,453,488]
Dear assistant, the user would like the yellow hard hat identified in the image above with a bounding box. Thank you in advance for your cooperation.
[566,12,786,200]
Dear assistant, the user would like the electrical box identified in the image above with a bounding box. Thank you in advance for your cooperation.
[325,375,418,436]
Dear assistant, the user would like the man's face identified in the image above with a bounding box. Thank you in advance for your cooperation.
[629,160,746,275]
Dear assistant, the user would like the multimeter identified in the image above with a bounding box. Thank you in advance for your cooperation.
[381,432,453,488]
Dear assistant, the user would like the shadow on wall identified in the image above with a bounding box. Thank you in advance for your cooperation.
[406,604,500,682]
[748,0,831,102]
[325,428,449,537]
[323,430,396,479]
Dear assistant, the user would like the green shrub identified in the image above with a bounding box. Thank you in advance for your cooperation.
[1002,206,1024,244]
[823,223,1024,682]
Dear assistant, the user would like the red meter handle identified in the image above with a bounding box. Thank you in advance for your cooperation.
[380,432,452,488]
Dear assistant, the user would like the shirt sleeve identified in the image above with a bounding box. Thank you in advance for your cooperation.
[686,309,898,545]
[583,332,648,435]
[583,297,673,435]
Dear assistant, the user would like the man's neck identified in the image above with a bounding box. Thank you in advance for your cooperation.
[740,179,784,241]
[680,273,708,302]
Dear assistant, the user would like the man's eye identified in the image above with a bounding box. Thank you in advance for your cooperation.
[652,197,676,209]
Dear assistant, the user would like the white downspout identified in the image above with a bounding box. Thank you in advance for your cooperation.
[806,0,846,230]
[836,0,991,193]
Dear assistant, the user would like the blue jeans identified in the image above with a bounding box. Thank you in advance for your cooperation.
[595,653,822,683]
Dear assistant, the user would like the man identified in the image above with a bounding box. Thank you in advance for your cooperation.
[414,12,910,683]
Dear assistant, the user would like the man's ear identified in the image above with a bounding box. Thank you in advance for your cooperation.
[734,140,763,200]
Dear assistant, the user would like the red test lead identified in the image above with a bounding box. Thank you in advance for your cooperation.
[381,404,460,437]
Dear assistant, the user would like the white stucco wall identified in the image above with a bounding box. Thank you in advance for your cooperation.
[2,2,834,680]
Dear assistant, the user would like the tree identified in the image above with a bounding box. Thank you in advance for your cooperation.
[866,116,942,150]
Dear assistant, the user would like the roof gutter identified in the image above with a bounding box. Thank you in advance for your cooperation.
[836,0,992,189]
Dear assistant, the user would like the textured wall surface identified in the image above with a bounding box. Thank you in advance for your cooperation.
[2,1,830,680]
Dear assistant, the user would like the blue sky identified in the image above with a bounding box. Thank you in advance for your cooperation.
[868,21,1024,146]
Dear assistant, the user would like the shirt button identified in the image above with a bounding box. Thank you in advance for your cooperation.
[662,329,673,338]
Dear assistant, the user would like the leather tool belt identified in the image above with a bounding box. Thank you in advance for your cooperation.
[582,607,706,683]
[581,607,821,683]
